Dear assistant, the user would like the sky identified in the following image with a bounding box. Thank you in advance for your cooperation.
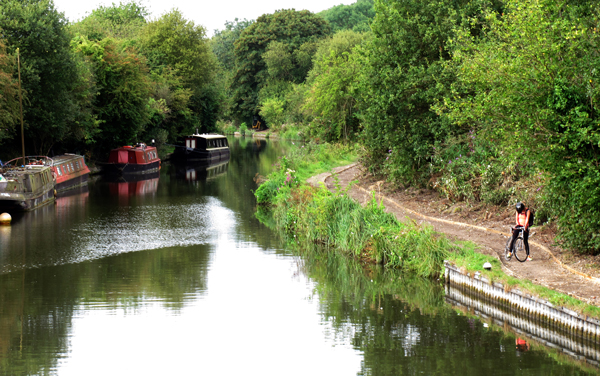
[52,0,357,36]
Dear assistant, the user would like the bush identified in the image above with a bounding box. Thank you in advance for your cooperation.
[239,122,248,136]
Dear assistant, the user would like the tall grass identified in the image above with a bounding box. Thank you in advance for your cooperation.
[255,143,453,278]
[272,186,452,278]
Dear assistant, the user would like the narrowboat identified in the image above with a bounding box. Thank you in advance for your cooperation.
[0,156,56,212]
[51,154,91,194]
[101,143,161,175]
[172,133,230,162]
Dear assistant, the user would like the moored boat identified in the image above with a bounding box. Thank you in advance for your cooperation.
[101,143,161,175]
[172,133,230,162]
[0,156,56,212]
[51,154,91,194]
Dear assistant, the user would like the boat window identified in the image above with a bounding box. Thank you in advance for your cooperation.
[76,161,80,169]
[56,167,61,176]
[70,163,74,171]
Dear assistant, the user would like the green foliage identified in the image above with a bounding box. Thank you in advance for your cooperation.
[259,97,286,127]
[255,152,451,277]
[72,35,151,147]
[239,122,248,136]
[443,0,600,253]
[280,124,305,141]
[0,0,83,154]
[140,10,215,89]
[358,0,478,183]
[230,9,330,122]
[0,37,19,147]
[318,0,375,33]
[68,1,148,41]
[303,30,366,142]
[140,10,220,133]
[211,18,253,72]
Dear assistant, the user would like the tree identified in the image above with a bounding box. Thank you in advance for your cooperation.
[140,9,219,133]
[72,35,151,149]
[230,9,330,122]
[0,37,19,148]
[444,0,600,253]
[211,18,253,72]
[303,30,367,141]
[318,0,375,33]
[141,10,215,90]
[0,0,81,154]
[68,1,148,41]
[358,0,482,182]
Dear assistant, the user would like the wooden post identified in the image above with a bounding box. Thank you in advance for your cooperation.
[17,48,25,166]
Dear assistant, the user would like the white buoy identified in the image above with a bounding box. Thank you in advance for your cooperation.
[0,212,11,225]
[483,262,492,270]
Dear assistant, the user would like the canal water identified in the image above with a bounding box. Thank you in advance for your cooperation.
[0,138,597,375]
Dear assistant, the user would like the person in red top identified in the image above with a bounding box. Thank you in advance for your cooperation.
[507,202,532,261]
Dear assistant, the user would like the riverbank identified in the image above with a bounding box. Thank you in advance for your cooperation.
[315,163,600,313]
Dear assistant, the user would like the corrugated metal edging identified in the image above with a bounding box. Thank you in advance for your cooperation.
[444,261,600,342]
[445,283,600,367]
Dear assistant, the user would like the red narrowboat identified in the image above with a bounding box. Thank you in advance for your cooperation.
[51,154,91,194]
[101,143,161,175]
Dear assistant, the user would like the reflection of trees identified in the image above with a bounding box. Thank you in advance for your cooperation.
[164,136,293,252]
[300,252,594,375]
[0,244,210,375]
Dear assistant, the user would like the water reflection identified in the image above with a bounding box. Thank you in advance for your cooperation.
[1,137,596,375]
[297,251,600,375]
[0,244,211,375]
[171,159,229,183]
[104,171,160,199]
[446,284,600,370]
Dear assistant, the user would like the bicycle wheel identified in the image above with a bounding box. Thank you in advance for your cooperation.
[504,236,513,260]
[513,237,527,262]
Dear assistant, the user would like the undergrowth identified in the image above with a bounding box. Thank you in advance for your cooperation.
[254,141,600,317]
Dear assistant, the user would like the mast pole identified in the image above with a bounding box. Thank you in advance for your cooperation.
[17,48,25,166]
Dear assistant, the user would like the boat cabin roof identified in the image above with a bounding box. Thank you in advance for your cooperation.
[53,154,85,164]
[185,134,226,140]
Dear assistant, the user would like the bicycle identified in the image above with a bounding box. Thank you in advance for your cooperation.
[505,227,527,262]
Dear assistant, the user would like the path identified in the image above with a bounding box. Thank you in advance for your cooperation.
[311,163,600,307]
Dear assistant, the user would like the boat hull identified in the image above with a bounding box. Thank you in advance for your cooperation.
[173,147,230,162]
[52,154,91,193]
[101,160,161,175]
[0,165,56,212]
[101,144,161,176]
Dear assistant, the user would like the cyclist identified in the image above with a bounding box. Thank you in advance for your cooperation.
[507,202,532,261]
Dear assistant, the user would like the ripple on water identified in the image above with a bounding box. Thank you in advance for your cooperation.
[66,197,235,265]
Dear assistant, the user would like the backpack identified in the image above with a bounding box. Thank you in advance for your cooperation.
[527,208,535,226]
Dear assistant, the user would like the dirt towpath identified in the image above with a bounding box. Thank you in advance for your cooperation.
[308,163,600,307]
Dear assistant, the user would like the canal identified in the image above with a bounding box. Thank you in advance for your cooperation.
[0,137,597,375]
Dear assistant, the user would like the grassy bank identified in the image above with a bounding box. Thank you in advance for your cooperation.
[254,142,600,318]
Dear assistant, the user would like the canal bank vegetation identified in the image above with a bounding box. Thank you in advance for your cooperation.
[0,0,599,254]
[254,143,600,318]
[217,0,600,256]
[300,253,598,375]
